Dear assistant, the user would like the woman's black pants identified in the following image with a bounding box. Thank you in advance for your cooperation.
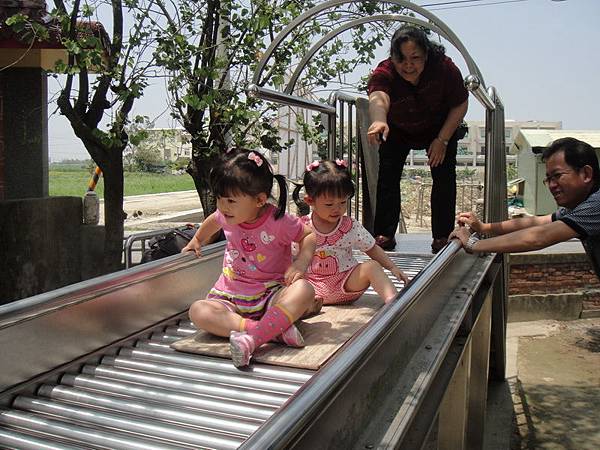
[374,138,458,240]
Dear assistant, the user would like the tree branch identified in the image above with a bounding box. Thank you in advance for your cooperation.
[86,0,124,127]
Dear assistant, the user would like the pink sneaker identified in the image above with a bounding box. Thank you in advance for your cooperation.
[229,331,256,367]
[273,323,305,348]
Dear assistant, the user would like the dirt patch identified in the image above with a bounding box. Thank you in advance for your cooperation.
[512,318,600,449]
[574,326,600,353]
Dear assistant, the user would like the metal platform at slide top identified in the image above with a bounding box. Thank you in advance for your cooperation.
[0,238,500,449]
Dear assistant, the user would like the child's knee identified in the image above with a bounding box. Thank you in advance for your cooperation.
[290,279,315,302]
[189,300,210,324]
[363,260,379,270]
[362,260,383,276]
[300,279,315,299]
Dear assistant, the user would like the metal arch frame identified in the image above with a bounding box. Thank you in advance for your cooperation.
[247,0,496,158]
[247,0,508,382]
[284,13,481,96]
[252,0,486,93]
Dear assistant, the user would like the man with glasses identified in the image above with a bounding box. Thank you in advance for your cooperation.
[450,137,600,280]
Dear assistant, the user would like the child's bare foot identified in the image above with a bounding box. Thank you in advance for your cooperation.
[301,297,323,319]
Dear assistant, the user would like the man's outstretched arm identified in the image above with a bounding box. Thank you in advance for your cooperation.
[451,219,579,254]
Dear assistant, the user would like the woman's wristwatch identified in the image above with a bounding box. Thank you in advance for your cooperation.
[465,232,480,254]
[435,136,449,146]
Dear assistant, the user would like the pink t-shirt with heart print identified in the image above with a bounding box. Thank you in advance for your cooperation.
[212,206,305,297]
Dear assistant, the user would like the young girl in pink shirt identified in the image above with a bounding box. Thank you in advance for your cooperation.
[182,148,316,367]
[295,159,409,305]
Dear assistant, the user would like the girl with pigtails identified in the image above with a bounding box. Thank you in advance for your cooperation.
[294,159,409,306]
[182,148,317,368]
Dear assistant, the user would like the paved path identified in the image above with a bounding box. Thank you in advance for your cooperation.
[485,318,600,450]
[100,190,204,231]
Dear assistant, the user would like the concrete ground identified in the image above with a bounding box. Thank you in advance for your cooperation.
[485,318,600,450]
[101,190,204,232]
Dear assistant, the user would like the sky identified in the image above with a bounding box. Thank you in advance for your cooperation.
[47,0,600,161]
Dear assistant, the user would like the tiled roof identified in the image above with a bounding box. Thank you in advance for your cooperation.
[511,129,600,154]
[0,1,110,53]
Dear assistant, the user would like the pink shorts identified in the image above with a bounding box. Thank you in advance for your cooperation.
[310,265,366,305]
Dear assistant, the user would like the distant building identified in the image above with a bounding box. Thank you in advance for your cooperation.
[272,104,319,180]
[510,129,600,215]
[406,119,562,168]
[138,123,317,176]
[461,119,562,158]
[139,128,192,162]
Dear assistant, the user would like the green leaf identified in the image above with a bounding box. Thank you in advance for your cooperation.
[182,94,203,111]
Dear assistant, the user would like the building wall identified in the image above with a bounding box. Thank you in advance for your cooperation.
[406,119,562,168]
[1,197,79,304]
[137,128,192,162]
[0,73,4,200]
[275,105,317,179]
[461,119,562,158]
[0,68,49,199]
[0,196,107,304]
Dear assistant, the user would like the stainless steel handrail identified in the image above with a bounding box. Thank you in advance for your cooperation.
[123,227,181,269]
[246,85,336,115]
[0,241,225,330]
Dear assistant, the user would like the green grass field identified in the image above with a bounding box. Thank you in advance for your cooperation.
[49,165,196,198]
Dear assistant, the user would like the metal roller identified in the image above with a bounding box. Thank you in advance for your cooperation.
[0,427,85,450]
[60,373,276,420]
[176,320,198,328]
[165,325,195,336]
[12,396,243,450]
[37,384,260,436]
[102,354,301,395]
[81,364,289,407]
[119,346,313,384]
[139,333,181,351]
[0,407,190,450]
[157,327,191,346]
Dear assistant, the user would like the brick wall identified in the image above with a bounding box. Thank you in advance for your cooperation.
[509,261,599,295]
[509,254,600,310]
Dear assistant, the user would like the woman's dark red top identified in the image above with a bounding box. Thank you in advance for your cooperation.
[367,56,468,148]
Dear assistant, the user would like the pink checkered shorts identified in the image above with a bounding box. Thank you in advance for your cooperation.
[310,265,366,305]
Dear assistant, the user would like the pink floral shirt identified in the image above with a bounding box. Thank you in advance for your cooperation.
[213,206,305,296]
[302,214,376,278]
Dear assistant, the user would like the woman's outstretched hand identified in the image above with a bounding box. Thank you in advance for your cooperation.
[367,121,389,146]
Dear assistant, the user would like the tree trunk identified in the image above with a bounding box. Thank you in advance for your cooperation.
[100,149,125,272]
[188,144,220,220]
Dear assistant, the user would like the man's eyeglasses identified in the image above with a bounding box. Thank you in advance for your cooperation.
[543,170,574,186]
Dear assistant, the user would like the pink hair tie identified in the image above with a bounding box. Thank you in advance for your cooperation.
[248,152,263,167]
[306,160,320,171]
[335,159,348,168]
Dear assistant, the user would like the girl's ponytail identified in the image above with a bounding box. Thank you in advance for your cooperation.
[291,181,310,216]
[273,174,288,219]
